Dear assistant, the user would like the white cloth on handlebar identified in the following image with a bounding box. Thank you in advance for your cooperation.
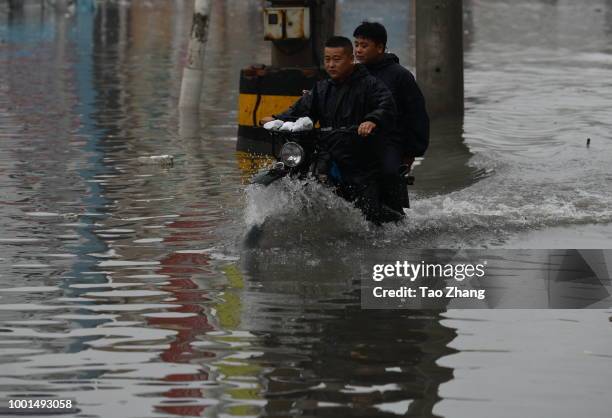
[290,117,314,132]
[263,119,284,130]
[279,121,295,131]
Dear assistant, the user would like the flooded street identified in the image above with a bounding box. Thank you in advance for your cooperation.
[1,1,612,417]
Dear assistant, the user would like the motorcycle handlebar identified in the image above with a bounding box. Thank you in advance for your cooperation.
[320,125,357,134]
[320,124,381,142]
[266,124,374,143]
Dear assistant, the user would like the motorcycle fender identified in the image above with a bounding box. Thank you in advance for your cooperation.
[251,169,287,186]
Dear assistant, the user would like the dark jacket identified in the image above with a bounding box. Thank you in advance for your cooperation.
[275,64,396,130]
[275,64,396,183]
[365,53,429,157]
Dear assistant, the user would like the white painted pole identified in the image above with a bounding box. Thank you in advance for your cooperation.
[179,0,212,110]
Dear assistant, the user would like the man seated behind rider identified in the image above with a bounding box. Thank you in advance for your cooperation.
[353,21,430,211]
[260,36,397,189]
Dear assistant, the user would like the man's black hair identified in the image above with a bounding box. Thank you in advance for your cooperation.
[324,36,353,54]
[353,21,387,47]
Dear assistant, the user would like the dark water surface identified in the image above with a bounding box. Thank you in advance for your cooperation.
[1,1,612,417]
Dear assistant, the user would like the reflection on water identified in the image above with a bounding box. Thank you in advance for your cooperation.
[412,116,480,195]
[1,0,612,417]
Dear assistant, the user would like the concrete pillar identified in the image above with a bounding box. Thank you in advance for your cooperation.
[179,0,212,110]
[311,0,335,66]
[271,40,313,68]
[270,0,335,68]
[416,0,464,116]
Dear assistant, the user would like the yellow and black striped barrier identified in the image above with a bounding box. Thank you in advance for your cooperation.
[236,65,321,155]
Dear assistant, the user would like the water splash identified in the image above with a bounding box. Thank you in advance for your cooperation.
[243,160,612,249]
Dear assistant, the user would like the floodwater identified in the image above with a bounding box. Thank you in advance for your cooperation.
[1,0,612,417]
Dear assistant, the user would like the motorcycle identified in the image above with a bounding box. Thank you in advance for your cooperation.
[250,124,414,225]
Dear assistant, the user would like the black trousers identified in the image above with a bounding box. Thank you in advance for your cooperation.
[377,142,410,211]
[337,182,404,225]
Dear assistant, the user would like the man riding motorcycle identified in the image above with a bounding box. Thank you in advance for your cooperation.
[260,36,402,224]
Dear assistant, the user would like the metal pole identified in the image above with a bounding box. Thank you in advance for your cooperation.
[416,0,464,116]
[179,0,212,110]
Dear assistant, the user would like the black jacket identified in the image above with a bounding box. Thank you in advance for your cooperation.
[365,53,429,157]
[275,64,396,130]
[275,64,396,183]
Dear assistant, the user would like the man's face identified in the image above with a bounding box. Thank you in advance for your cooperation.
[354,37,384,64]
[324,46,354,81]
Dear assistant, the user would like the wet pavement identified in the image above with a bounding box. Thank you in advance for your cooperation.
[1,1,612,417]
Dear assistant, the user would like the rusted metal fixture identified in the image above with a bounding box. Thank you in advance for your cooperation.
[263,7,310,41]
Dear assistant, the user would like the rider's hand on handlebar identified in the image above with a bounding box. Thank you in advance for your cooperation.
[358,121,376,137]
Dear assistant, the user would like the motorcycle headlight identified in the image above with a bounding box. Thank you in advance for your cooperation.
[280,142,305,168]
